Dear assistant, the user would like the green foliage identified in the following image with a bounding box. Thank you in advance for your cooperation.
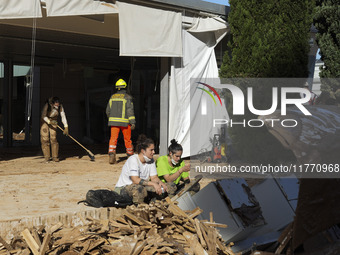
[220,0,313,78]
[314,0,340,103]
[219,0,314,164]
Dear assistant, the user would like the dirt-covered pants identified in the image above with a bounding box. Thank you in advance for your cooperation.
[40,122,59,160]
[115,182,177,204]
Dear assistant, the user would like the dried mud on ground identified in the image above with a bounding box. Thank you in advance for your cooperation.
[0,145,212,223]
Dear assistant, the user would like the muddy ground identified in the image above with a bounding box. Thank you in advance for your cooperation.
[0,144,212,223]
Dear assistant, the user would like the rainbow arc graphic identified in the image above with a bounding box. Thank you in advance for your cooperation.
[196,82,222,106]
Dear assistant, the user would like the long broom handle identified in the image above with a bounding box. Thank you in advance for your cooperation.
[57,125,94,156]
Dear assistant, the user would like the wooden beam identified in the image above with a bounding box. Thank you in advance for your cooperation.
[123,211,151,226]
[0,236,13,251]
[202,222,228,228]
[194,218,206,248]
[39,232,51,255]
[21,229,39,255]
[188,207,203,219]
[182,231,206,255]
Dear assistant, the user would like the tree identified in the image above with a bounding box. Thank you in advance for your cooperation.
[314,0,340,104]
[219,0,315,163]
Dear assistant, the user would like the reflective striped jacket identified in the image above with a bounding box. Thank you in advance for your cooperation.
[106,90,136,127]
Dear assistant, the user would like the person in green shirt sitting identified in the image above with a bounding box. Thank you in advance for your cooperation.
[156,139,200,194]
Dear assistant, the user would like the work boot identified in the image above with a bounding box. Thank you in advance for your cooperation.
[109,151,116,164]
[51,143,59,162]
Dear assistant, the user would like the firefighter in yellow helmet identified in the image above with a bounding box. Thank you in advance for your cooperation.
[106,79,136,164]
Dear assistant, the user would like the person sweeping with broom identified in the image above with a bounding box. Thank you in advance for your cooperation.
[40,96,69,163]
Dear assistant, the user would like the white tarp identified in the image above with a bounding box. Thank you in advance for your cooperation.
[187,16,228,33]
[0,0,42,19]
[169,17,229,157]
[117,1,182,57]
[44,0,118,17]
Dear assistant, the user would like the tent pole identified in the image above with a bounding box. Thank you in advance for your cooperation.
[159,57,170,155]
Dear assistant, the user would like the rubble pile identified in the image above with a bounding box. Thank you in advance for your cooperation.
[0,198,235,255]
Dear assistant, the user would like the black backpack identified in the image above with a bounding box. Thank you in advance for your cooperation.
[78,189,133,208]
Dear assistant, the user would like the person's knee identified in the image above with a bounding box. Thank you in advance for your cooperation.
[123,184,147,204]
[166,182,177,196]
[50,137,58,144]
[41,135,50,144]
[191,182,200,193]
[188,182,200,196]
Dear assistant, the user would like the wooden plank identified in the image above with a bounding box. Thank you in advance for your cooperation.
[123,211,151,226]
[32,230,42,247]
[21,248,31,255]
[79,240,91,255]
[100,220,109,232]
[140,247,157,255]
[207,227,217,255]
[39,231,51,255]
[50,223,63,233]
[168,203,195,226]
[202,222,228,228]
[54,227,84,246]
[77,213,87,225]
[199,222,209,249]
[182,231,205,255]
[188,207,203,219]
[156,246,175,253]
[110,221,133,229]
[130,240,147,255]
[216,238,235,255]
[88,239,105,252]
[8,249,22,254]
[0,236,13,251]
[210,212,214,223]
[183,224,196,233]
[194,218,206,248]
[172,234,186,241]
[115,216,129,225]
[21,229,39,255]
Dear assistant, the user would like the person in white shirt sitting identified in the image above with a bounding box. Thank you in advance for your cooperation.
[114,134,176,204]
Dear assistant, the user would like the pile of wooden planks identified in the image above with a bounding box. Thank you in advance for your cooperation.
[0,198,236,255]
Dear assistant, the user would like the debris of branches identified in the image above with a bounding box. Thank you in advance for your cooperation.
[0,198,235,255]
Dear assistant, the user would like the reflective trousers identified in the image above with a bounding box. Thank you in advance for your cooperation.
[109,125,133,155]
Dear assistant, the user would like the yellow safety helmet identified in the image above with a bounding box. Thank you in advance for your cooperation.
[115,79,127,89]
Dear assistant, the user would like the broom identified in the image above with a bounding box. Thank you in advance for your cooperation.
[57,125,95,161]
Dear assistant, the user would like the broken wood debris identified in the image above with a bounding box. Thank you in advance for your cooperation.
[1,199,236,255]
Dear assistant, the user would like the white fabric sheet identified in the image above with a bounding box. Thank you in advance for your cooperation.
[188,16,228,33]
[45,0,118,17]
[169,17,229,157]
[117,1,182,57]
[0,0,42,19]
